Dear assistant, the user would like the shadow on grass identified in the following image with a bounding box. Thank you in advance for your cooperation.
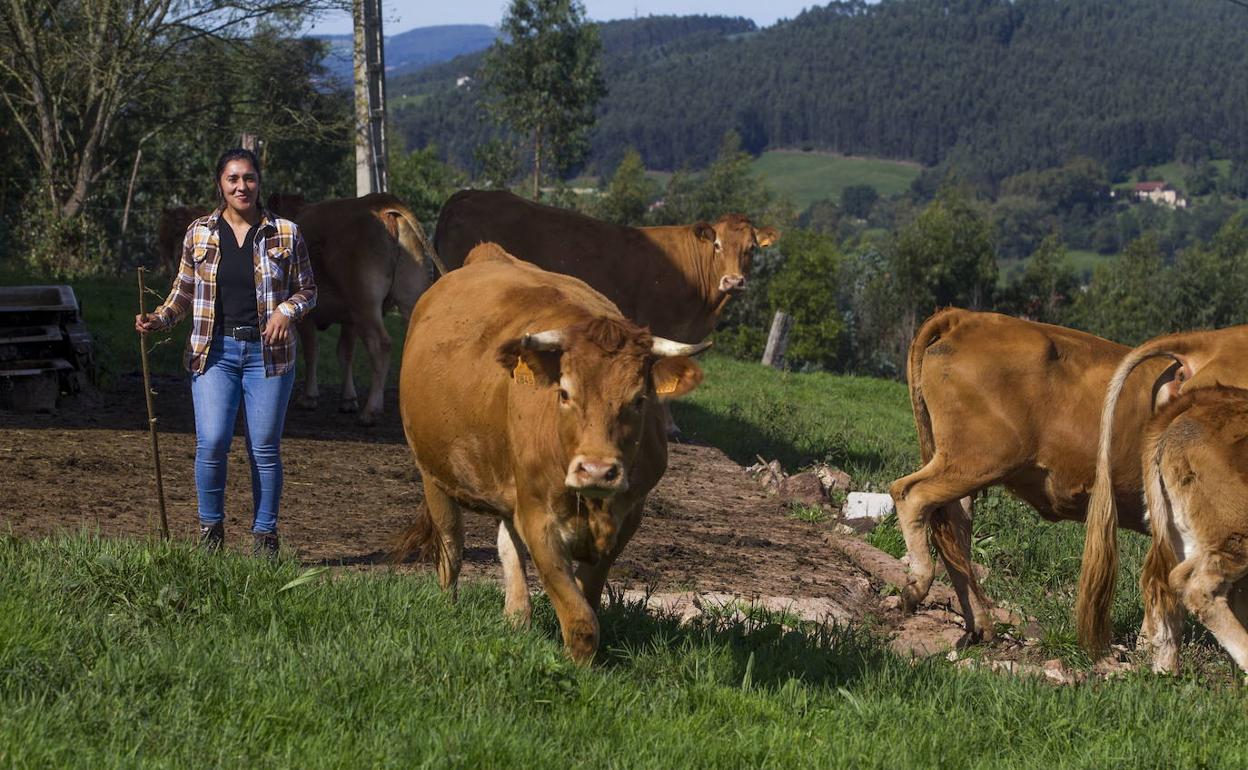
[673,400,903,477]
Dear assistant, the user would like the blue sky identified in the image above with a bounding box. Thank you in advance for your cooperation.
[307,1,821,36]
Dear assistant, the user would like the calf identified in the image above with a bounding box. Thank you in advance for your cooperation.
[1076,325,1248,654]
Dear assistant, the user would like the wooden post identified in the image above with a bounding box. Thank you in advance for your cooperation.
[761,310,792,369]
[240,132,258,153]
[137,267,170,540]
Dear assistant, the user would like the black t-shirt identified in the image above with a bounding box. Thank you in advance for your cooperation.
[215,221,259,330]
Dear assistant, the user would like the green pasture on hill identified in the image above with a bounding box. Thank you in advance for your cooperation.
[6,264,1248,764]
[750,151,923,211]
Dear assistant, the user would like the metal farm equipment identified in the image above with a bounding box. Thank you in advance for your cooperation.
[0,285,96,413]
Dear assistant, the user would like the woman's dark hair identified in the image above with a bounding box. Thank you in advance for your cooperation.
[214,148,261,200]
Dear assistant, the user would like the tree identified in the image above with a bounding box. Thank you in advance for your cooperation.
[481,0,605,199]
[840,184,878,219]
[0,0,333,223]
[389,145,465,228]
[595,148,654,225]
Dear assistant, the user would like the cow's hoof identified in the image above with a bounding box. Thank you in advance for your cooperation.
[900,584,923,614]
[295,395,318,411]
[955,629,984,650]
[357,411,379,427]
[338,398,359,414]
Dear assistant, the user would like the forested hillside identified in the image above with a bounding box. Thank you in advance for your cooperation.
[394,0,1248,183]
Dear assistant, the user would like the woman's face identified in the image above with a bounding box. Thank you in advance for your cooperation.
[219,159,260,217]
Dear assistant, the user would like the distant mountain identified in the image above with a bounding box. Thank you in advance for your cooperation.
[315,24,498,85]
[392,1,1248,185]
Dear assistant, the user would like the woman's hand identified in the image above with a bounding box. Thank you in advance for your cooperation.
[263,310,294,345]
[135,313,161,334]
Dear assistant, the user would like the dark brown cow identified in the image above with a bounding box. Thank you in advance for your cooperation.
[155,205,210,275]
[294,192,447,425]
[394,243,706,662]
[1076,325,1248,655]
[889,308,1173,642]
[433,189,778,344]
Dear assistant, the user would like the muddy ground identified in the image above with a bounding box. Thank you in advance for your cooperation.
[1,377,1053,667]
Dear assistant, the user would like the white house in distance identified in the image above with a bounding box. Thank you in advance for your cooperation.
[1133,181,1188,208]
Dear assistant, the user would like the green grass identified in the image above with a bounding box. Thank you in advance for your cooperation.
[674,354,916,485]
[4,535,1248,768]
[751,151,923,211]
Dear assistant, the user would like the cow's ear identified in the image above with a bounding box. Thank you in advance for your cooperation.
[651,356,704,400]
[755,227,779,248]
[497,339,561,387]
[693,222,716,242]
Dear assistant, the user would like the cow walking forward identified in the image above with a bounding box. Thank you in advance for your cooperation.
[295,192,447,425]
[394,244,706,662]
[1076,325,1248,656]
[889,308,1172,642]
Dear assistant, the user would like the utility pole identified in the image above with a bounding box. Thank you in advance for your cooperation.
[353,0,388,196]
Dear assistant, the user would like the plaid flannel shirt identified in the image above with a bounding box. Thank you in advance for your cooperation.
[152,206,316,376]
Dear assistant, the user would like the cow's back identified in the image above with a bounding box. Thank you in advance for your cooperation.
[434,190,659,318]
[915,309,1166,525]
[400,253,626,512]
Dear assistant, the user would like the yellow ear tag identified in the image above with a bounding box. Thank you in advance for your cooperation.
[655,374,680,395]
[513,358,535,386]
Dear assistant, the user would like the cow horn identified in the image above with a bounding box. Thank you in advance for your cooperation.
[651,338,712,357]
[521,330,565,351]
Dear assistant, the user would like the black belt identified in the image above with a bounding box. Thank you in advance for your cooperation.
[221,325,260,341]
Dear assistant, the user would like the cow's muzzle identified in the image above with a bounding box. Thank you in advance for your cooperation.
[719,274,746,293]
[566,456,628,497]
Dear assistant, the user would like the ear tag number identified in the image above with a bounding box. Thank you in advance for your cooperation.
[514,359,535,386]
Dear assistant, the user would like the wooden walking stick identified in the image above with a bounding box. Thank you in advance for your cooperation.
[137,267,170,540]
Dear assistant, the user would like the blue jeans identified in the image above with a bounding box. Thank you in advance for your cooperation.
[191,335,295,534]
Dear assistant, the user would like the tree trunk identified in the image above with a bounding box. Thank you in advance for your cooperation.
[533,127,542,200]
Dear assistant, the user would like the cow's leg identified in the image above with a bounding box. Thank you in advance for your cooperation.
[1140,551,1185,673]
[497,519,531,627]
[516,508,598,663]
[337,323,359,414]
[423,482,464,597]
[890,457,987,617]
[295,319,319,410]
[575,503,645,613]
[355,311,392,427]
[1176,553,1248,673]
[931,495,995,643]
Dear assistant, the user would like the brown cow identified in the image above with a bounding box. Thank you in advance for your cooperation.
[1076,325,1248,655]
[433,189,778,344]
[394,243,706,662]
[1125,387,1248,674]
[294,192,447,425]
[889,308,1173,642]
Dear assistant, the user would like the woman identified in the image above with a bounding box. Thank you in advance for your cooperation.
[136,148,316,557]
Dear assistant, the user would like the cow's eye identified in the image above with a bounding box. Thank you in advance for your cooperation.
[558,388,570,404]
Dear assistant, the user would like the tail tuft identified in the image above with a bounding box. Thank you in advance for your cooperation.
[388,500,437,564]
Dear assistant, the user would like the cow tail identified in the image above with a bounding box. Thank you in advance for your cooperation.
[388,207,449,277]
[905,310,968,572]
[1140,421,1181,650]
[1075,336,1193,655]
[388,498,438,565]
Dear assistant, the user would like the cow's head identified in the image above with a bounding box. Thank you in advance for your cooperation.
[695,215,779,296]
[497,318,705,499]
